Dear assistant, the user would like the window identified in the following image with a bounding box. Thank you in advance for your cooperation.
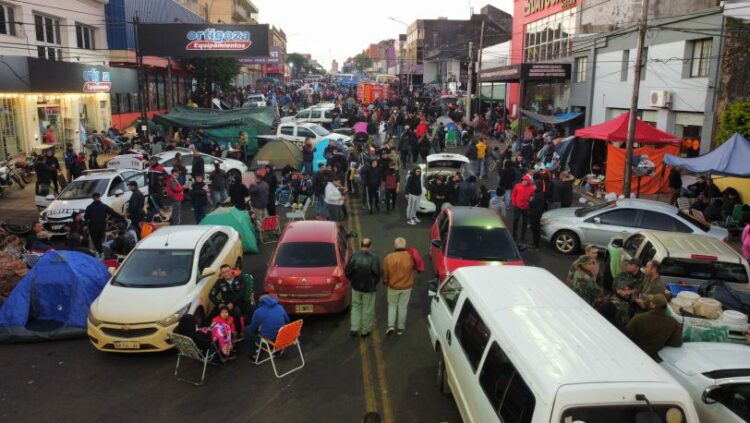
[592,209,638,227]
[454,300,491,371]
[201,155,216,165]
[209,232,229,254]
[113,250,194,287]
[34,14,62,60]
[661,258,749,284]
[297,128,315,138]
[311,109,322,119]
[479,342,535,423]
[574,57,588,83]
[0,3,16,36]
[75,23,95,50]
[438,276,462,313]
[624,233,645,257]
[524,9,575,62]
[275,242,338,267]
[124,171,145,188]
[621,50,630,82]
[280,126,294,136]
[690,38,712,77]
[107,177,124,196]
[640,211,691,233]
[638,241,656,264]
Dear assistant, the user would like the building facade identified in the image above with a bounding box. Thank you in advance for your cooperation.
[0,0,120,156]
[331,59,339,73]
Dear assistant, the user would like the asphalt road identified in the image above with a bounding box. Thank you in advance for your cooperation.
[0,180,574,423]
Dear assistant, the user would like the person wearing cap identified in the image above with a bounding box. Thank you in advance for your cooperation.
[634,260,668,313]
[248,169,270,222]
[596,279,635,333]
[165,169,184,225]
[566,245,600,286]
[126,180,145,233]
[626,294,683,361]
[85,192,123,254]
[567,255,602,306]
[510,175,536,244]
[613,258,646,292]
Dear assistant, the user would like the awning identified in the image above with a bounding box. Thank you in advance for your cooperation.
[521,109,582,125]
[664,133,750,177]
[574,112,680,145]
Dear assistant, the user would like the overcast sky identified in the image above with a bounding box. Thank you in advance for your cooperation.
[252,0,514,70]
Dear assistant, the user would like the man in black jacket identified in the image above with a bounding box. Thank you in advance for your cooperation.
[191,149,205,178]
[345,238,381,337]
[126,181,145,235]
[228,177,249,210]
[362,160,383,214]
[209,264,248,325]
[85,192,123,254]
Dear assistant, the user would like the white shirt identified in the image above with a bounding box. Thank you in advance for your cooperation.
[324,182,344,206]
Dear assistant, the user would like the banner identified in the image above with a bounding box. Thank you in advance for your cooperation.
[240,46,282,65]
[137,24,269,58]
[605,144,680,195]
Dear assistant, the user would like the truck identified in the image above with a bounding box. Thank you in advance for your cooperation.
[259,122,351,149]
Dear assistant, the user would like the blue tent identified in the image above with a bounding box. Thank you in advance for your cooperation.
[664,133,750,177]
[0,251,110,343]
[312,138,347,173]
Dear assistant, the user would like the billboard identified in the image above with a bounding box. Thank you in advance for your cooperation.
[240,46,282,65]
[136,24,270,58]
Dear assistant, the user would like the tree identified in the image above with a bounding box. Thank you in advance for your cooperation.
[352,53,372,71]
[188,57,240,91]
[285,53,307,78]
[717,101,750,146]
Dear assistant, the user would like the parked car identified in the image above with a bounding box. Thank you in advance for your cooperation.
[272,122,351,149]
[427,266,699,423]
[40,168,148,236]
[418,153,469,214]
[541,199,729,254]
[263,221,352,315]
[429,207,523,281]
[280,104,341,128]
[605,230,750,292]
[87,225,243,352]
[242,94,267,108]
[154,148,247,186]
[660,342,750,422]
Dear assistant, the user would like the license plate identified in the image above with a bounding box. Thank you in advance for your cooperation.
[50,224,63,230]
[113,341,140,349]
[295,304,314,313]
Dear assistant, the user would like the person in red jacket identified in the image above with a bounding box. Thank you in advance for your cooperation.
[165,169,184,225]
[511,175,536,244]
[415,119,429,139]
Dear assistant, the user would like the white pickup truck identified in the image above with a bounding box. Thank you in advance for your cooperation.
[260,122,351,149]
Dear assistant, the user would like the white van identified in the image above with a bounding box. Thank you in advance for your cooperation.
[427,266,700,423]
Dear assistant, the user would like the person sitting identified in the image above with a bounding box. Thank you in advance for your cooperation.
[209,307,235,359]
[173,314,213,354]
[704,198,724,223]
[681,175,707,198]
[626,294,683,361]
[211,305,237,339]
[596,280,635,333]
[209,264,247,329]
[689,193,710,214]
[25,222,52,253]
[275,171,292,207]
[103,221,137,259]
[1,235,24,260]
[634,260,668,313]
[245,294,289,360]
[612,258,645,292]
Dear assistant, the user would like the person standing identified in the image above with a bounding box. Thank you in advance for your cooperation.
[383,163,400,213]
[324,175,345,222]
[429,176,449,218]
[45,149,61,193]
[125,181,145,233]
[263,164,279,217]
[404,167,422,226]
[511,175,535,244]
[313,163,330,219]
[191,149,205,179]
[209,164,228,207]
[85,192,123,255]
[418,135,431,163]
[456,175,478,206]
[345,238,381,337]
[146,157,166,212]
[634,260,667,313]
[248,170,270,222]
[188,174,210,223]
[165,169,184,225]
[228,176,250,210]
[43,124,56,145]
[398,126,412,165]
[238,130,249,164]
[63,143,76,182]
[301,138,315,175]
[476,138,488,179]
[382,237,416,336]
[362,160,383,214]
[668,167,682,206]
[528,180,546,251]
[465,140,479,178]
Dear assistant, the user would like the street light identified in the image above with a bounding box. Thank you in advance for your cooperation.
[388,17,409,27]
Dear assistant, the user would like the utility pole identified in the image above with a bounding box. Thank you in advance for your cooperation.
[623,0,650,197]
[466,41,473,124]
[476,19,485,113]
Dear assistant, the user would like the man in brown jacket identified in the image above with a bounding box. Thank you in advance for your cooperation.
[382,237,415,335]
[626,294,683,361]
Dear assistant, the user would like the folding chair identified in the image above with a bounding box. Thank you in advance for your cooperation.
[259,215,281,244]
[168,333,223,386]
[254,319,305,378]
[285,196,312,221]
[676,197,690,211]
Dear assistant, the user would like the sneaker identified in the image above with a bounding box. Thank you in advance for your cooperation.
[413,217,421,223]
[350,330,358,337]
[397,329,405,336]
[284,202,292,208]
[407,219,416,226]
[386,327,395,336]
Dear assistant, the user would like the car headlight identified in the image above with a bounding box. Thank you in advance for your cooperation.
[157,304,191,327]
[540,217,551,226]
[88,309,102,326]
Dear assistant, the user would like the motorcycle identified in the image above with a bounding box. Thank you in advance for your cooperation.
[0,221,32,236]
[9,156,33,186]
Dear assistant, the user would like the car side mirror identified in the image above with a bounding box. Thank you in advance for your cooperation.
[45,194,55,201]
[593,217,602,224]
[431,239,442,249]
[702,386,720,404]
[427,278,439,299]
[611,238,624,248]
[200,267,216,279]
[113,189,124,197]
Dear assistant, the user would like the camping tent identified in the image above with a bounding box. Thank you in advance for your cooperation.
[574,112,681,195]
[664,133,750,177]
[312,138,347,172]
[0,251,110,343]
[251,140,302,170]
[199,207,259,254]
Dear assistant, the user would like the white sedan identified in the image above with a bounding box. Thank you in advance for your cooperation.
[154,148,248,186]
[417,153,469,214]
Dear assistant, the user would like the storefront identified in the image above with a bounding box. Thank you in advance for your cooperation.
[479,63,571,118]
[0,57,137,156]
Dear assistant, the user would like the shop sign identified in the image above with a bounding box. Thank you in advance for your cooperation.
[524,64,571,80]
[137,24,270,58]
[240,46,283,65]
[524,0,577,16]
[82,69,112,93]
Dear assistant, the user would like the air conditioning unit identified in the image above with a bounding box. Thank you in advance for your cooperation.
[650,90,671,108]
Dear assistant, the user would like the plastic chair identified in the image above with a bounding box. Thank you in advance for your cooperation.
[259,215,281,244]
[253,320,305,378]
[168,333,223,386]
[285,196,312,221]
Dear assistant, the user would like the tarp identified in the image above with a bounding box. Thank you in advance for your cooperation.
[200,207,259,254]
[0,251,109,343]
[575,112,681,144]
[312,138,347,172]
[153,106,275,135]
[664,133,750,177]
[605,144,680,195]
[520,109,583,125]
[251,140,302,170]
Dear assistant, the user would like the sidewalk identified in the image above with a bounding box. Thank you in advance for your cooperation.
[0,182,39,226]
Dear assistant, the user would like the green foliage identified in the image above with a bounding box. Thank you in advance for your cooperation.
[352,53,372,71]
[188,58,240,91]
[718,101,750,146]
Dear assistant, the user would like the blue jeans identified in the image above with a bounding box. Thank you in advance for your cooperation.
[301,160,313,175]
[503,190,512,209]
[315,194,326,217]
[193,203,208,223]
[211,189,228,206]
[479,158,486,178]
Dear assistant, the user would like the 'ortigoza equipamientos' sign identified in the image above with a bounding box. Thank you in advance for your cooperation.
[136,24,269,58]
[524,0,577,16]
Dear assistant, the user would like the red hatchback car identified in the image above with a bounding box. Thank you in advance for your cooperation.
[430,207,524,282]
[264,221,352,315]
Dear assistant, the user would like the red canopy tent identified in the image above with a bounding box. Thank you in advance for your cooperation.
[574,112,681,195]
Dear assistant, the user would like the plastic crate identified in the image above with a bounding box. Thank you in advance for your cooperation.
[667,283,700,297]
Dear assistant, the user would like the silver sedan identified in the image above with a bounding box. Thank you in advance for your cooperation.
[540,199,729,254]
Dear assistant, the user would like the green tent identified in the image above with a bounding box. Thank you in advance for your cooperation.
[199,207,259,254]
[251,140,302,170]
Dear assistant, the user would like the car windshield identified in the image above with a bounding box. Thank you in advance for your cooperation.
[427,160,464,170]
[309,125,329,136]
[112,250,194,287]
[678,209,710,231]
[57,179,109,200]
[561,404,685,423]
[447,226,520,261]
[574,201,616,217]
[661,258,749,283]
[248,95,263,101]
[275,242,337,267]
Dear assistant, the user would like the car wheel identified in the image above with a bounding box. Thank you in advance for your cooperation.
[227,169,241,185]
[552,230,580,255]
[192,307,205,327]
[436,347,451,395]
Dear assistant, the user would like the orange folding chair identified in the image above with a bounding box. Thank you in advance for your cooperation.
[258,215,281,244]
[253,319,305,378]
